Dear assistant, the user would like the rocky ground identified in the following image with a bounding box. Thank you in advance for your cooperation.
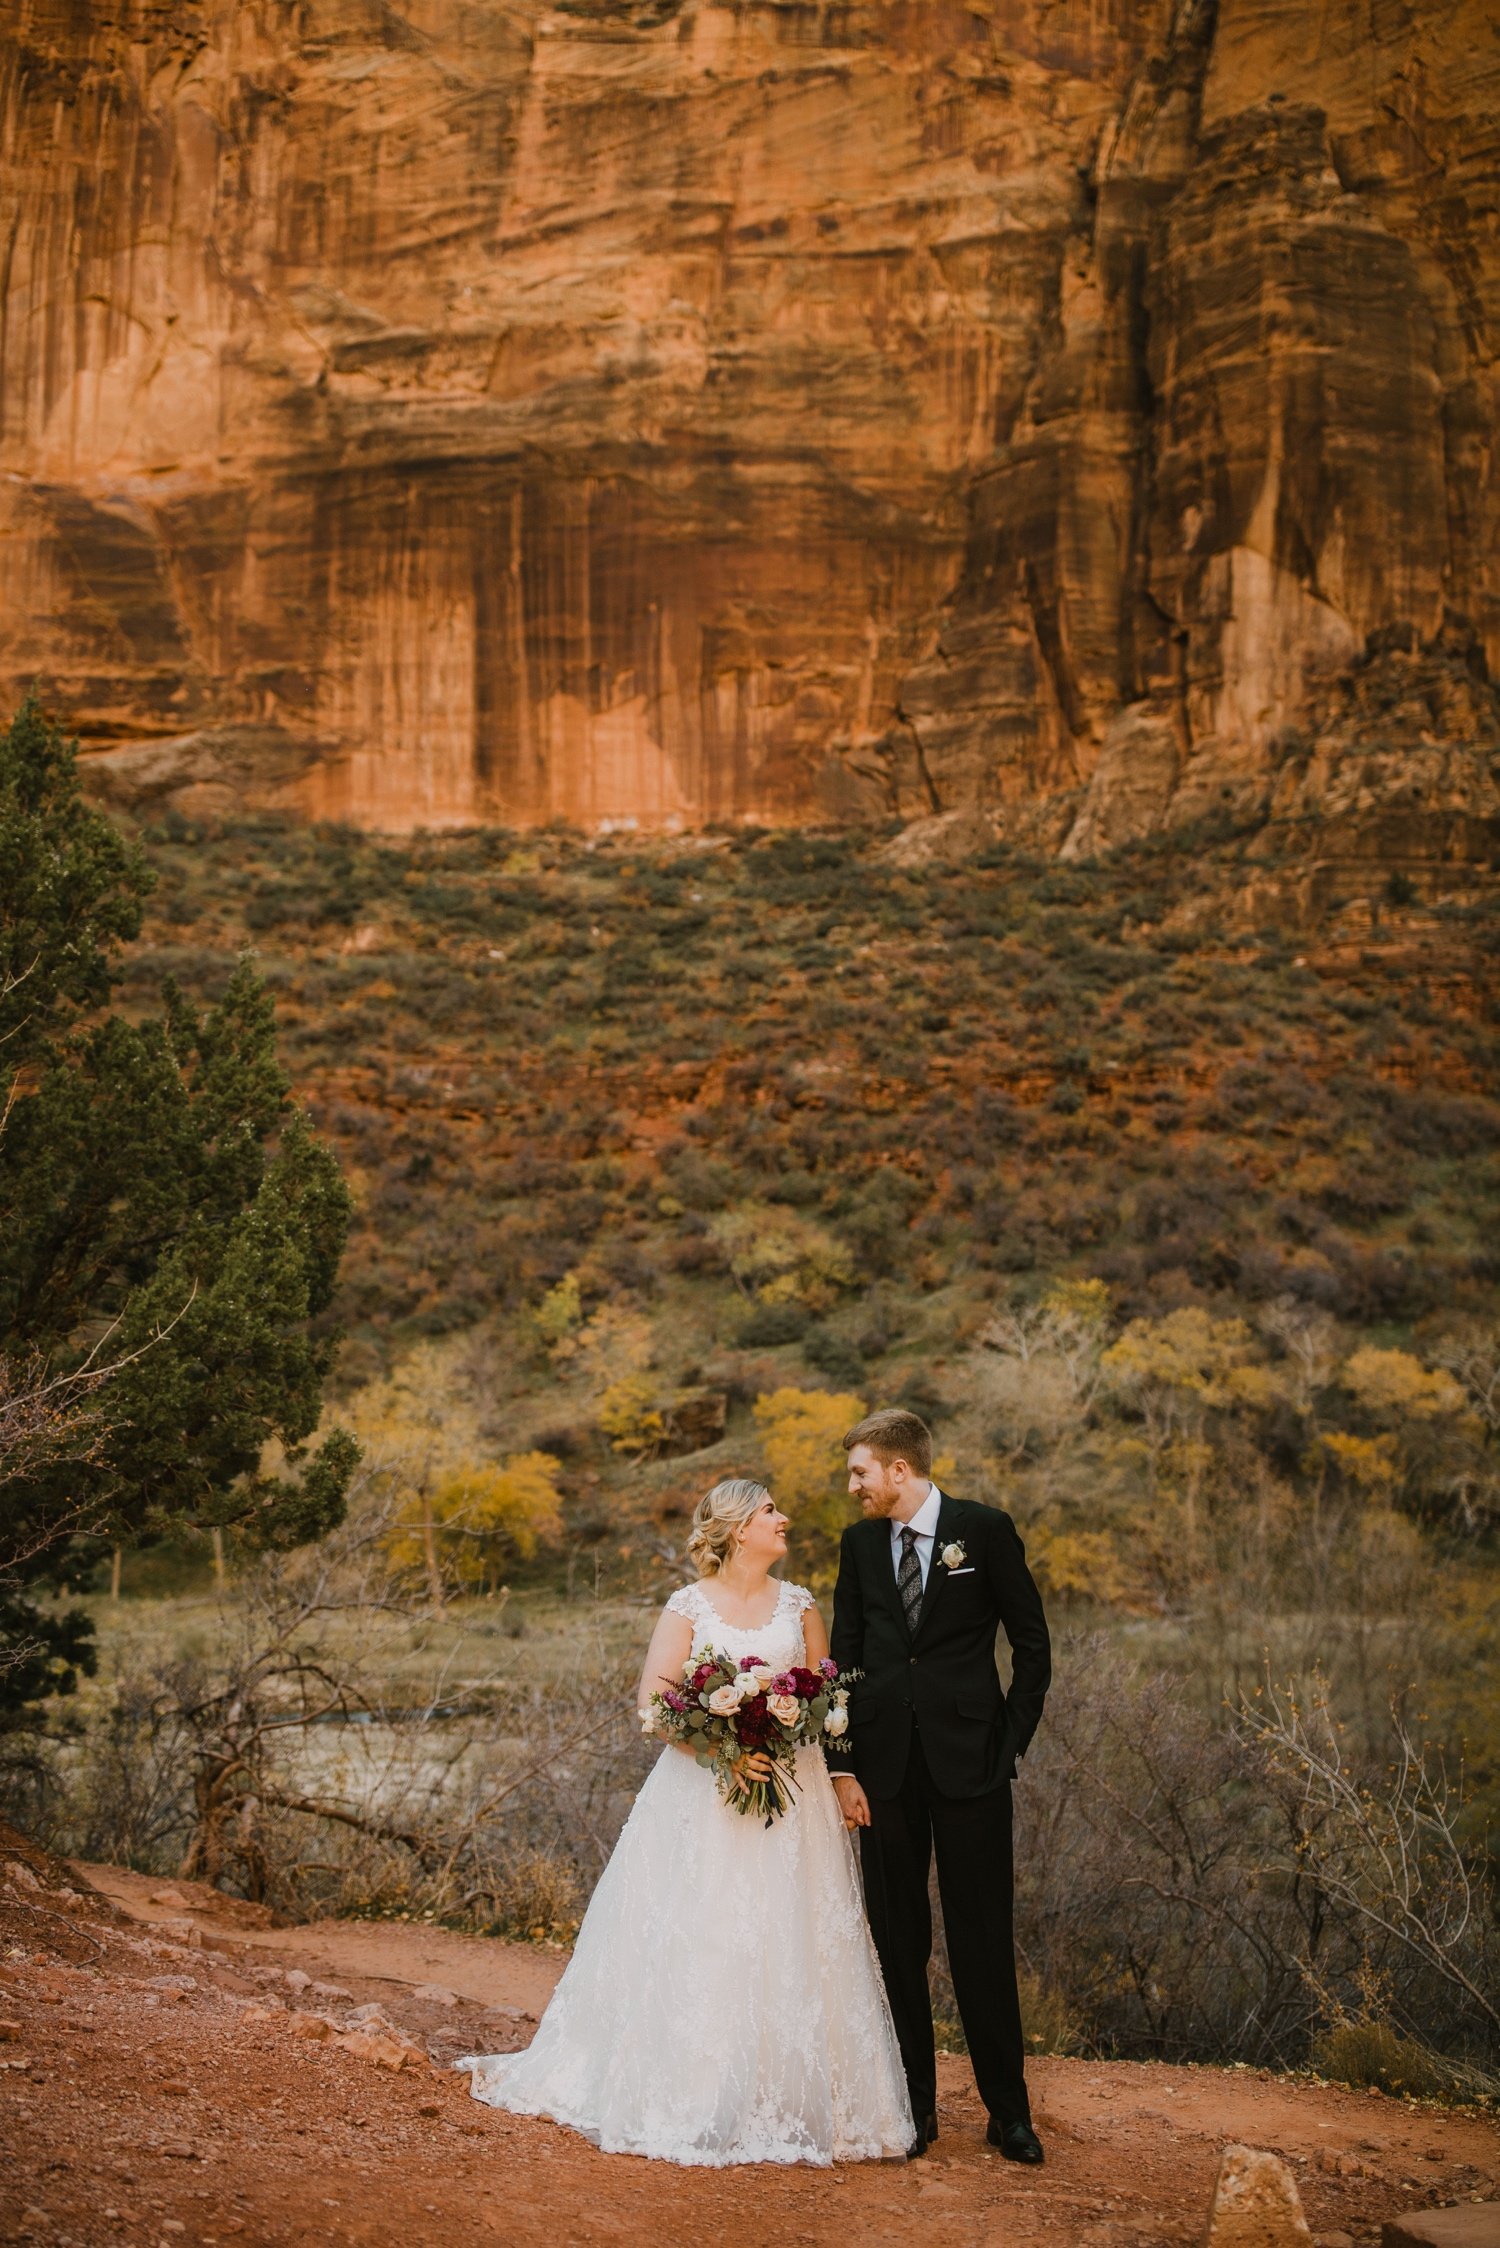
[1,1833,1496,2248]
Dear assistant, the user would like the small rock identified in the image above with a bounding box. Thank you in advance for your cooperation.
[1204,2144,1313,2245]
[309,1981,352,2002]
[1381,2209,1500,2248]
[418,2100,442,2116]
[147,1977,197,1996]
[0,2020,21,2040]
[161,2078,192,2096]
[344,2002,400,2031]
[286,2013,331,2041]
[162,2222,187,2233]
[413,1983,459,2007]
[334,2029,421,2072]
[148,1888,189,1907]
[159,2142,200,2162]
[282,1969,311,1992]
[240,2005,278,2025]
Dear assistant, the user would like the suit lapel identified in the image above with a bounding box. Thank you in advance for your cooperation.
[912,1492,960,1643]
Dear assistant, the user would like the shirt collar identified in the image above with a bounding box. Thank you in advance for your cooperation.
[894,1485,943,1541]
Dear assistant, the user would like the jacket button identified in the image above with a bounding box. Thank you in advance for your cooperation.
[909,1655,916,1664]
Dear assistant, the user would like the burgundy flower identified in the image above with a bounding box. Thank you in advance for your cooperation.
[736,1698,773,1748]
[791,1667,821,1698]
[738,1654,768,1672]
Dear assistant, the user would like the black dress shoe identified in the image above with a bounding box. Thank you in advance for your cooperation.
[987,2117,1044,2164]
[905,2109,939,2159]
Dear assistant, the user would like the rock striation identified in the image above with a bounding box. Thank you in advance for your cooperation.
[1,0,1496,847]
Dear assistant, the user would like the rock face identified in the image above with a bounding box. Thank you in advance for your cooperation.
[1,0,1497,841]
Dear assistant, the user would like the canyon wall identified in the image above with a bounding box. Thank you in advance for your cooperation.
[1,0,1496,841]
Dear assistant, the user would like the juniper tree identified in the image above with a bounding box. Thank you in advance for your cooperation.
[0,698,358,1724]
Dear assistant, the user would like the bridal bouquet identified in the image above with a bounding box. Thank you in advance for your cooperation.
[644,1651,856,1825]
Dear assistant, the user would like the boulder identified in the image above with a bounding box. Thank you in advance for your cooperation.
[1060,708,1181,860]
[1382,2210,1500,2248]
[1203,2145,1313,2246]
[659,1391,728,1460]
[877,812,997,869]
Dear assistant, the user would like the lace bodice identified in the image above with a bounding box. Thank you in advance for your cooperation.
[664,1578,816,1668]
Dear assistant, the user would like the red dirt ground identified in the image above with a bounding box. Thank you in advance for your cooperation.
[1,1838,1495,2248]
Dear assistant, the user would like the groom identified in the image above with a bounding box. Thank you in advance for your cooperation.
[829,1408,1051,2165]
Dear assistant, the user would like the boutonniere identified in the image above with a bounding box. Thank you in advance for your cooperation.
[940,1541,968,1571]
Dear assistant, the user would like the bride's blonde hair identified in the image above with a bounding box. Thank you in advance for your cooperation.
[687,1478,771,1578]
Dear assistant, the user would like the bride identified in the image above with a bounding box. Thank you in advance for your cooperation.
[460,1477,913,2165]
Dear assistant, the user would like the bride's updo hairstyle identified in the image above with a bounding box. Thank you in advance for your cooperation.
[687,1478,771,1577]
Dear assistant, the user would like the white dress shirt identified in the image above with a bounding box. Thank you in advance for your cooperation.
[890,1485,944,1595]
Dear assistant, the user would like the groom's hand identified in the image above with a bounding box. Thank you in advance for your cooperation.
[832,1774,871,1830]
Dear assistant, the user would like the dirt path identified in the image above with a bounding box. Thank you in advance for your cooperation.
[1,1853,1494,2248]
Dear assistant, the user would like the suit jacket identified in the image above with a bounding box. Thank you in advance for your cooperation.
[828,1494,1051,1800]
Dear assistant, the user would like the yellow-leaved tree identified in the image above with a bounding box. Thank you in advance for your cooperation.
[1024,1524,1133,1608]
[346,1342,564,1608]
[1099,1307,1276,1579]
[390,1454,565,1595]
[712,1205,855,1311]
[753,1386,866,1578]
[599,1374,666,1456]
[1335,1345,1480,1526]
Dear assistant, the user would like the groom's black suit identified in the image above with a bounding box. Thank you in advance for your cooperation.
[829,1493,1050,2128]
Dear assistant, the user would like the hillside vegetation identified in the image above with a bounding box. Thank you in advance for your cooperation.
[12,806,1499,2091]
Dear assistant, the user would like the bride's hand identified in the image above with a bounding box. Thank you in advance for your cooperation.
[731,1751,774,1790]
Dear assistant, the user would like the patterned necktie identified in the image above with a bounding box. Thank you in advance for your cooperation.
[898,1525,923,1633]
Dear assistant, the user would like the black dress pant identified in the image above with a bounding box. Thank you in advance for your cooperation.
[857,1731,1029,2125]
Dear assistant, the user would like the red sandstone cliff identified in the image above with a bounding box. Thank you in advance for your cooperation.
[1,0,1496,849]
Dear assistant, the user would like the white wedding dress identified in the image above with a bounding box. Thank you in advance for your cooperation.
[460,1579,913,2165]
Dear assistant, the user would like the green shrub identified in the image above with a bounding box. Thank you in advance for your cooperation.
[1311,2019,1469,2101]
[803,1328,866,1386]
[739,1301,810,1347]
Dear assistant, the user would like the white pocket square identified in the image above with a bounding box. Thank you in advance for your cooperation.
[945,1566,976,1576]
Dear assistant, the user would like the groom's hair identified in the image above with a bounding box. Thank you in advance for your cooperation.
[842,1408,933,1478]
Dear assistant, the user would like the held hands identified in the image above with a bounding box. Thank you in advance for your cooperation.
[831,1774,871,1831]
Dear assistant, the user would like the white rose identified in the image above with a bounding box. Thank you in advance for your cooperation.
[823,1703,849,1737]
[768,1693,800,1727]
[707,1684,743,1717]
[638,1708,656,1736]
[941,1542,966,1569]
[746,1665,775,1688]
